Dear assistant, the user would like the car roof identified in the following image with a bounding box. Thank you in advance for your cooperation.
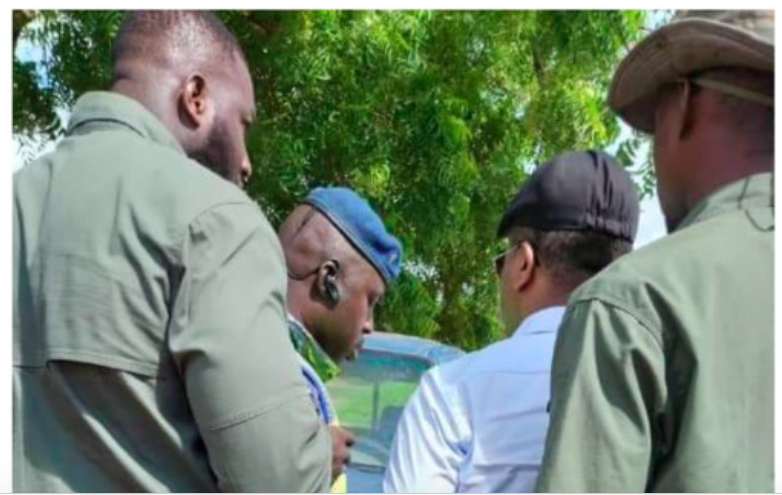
[362,332,465,365]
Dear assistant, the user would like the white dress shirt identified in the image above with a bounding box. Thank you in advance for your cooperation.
[383,306,566,493]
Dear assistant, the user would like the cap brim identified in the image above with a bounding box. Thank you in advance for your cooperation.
[609,18,774,133]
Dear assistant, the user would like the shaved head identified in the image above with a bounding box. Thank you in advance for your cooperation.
[279,205,366,277]
[111,11,243,82]
[280,204,386,363]
[109,11,256,187]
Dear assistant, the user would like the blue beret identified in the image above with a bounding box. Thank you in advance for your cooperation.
[305,187,403,285]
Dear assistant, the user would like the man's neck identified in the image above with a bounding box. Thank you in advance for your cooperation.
[110,76,189,152]
[521,285,573,321]
[510,300,568,338]
[286,281,315,333]
[685,151,773,214]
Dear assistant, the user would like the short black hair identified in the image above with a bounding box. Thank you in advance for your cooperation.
[509,227,632,287]
[111,11,243,76]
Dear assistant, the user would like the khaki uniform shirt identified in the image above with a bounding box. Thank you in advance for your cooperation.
[536,173,774,492]
[13,92,331,492]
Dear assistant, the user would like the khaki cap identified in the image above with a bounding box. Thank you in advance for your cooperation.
[609,10,774,133]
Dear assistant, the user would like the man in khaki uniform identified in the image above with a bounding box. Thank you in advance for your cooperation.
[536,11,774,492]
[13,11,330,492]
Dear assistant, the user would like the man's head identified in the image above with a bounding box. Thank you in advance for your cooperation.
[495,151,639,331]
[280,188,403,363]
[110,11,256,187]
[609,11,774,231]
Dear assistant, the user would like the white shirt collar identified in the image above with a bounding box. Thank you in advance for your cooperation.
[512,305,567,338]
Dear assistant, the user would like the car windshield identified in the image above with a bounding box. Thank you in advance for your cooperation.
[328,349,430,469]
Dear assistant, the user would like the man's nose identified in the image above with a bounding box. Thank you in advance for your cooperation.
[241,156,252,185]
[362,318,375,335]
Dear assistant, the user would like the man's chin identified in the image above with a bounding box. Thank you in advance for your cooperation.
[345,342,364,362]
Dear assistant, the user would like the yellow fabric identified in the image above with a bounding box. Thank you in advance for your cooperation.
[331,471,348,493]
[330,417,348,493]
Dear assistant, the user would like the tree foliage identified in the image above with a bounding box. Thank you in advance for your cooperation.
[13,10,649,351]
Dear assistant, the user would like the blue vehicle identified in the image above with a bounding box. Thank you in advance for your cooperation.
[327,332,465,493]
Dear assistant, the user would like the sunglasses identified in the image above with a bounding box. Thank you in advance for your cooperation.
[493,243,522,276]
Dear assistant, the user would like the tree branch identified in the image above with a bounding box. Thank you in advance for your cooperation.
[13,10,34,51]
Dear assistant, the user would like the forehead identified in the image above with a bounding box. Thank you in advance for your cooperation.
[235,55,254,96]
[219,52,255,107]
[350,255,386,294]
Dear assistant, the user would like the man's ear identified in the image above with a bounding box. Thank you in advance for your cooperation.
[316,260,342,308]
[672,79,696,140]
[513,241,536,292]
[180,74,211,129]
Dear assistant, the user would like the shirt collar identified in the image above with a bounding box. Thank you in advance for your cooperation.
[66,91,185,155]
[512,305,567,338]
[287,314,340,383]
[677,172,774,231]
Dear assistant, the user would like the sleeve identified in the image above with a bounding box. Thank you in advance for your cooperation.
[383,368,466,493]
[535,299,667,493]
[167,203,331,493]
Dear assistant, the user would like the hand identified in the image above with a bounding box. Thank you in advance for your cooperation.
[329,425,356,483]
